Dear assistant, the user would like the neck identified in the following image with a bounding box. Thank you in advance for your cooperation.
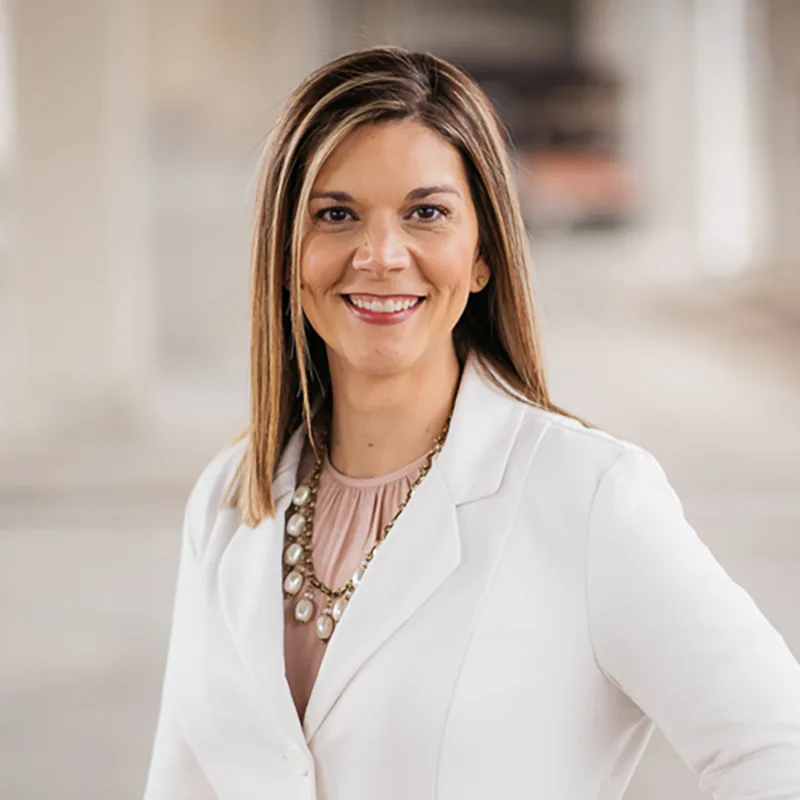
[325,348,461,479]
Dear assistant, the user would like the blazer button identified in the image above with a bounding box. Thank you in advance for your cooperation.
[284,745,310,777]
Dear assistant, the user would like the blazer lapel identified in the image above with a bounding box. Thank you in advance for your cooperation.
[218,358,527,743]
[303,358,526,740]
[217,425,307,741]
[302,464,460,740]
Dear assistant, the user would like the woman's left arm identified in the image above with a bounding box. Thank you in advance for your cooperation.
[587,449,800,797]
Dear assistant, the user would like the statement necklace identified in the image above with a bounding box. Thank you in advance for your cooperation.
[282,417,451,643]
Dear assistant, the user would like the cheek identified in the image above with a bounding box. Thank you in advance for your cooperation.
[421,236,479,291]
[300,235,350,290]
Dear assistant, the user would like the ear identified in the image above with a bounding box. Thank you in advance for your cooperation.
[469,257,490,293]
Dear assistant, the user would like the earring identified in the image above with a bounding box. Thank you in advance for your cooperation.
[476,275,487,288]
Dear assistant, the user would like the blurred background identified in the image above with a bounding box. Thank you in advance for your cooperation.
[0,0,798,797]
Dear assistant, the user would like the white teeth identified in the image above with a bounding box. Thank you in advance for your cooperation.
[349,296,420,313]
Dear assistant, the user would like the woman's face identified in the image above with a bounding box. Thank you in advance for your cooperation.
[299,120,489,379]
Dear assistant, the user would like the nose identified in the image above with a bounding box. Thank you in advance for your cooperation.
[352,217,411,275]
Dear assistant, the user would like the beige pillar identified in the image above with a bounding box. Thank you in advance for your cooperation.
[5,0,152,446]
[146,0,333,438]
[629,0,697,274]
[691,0,768,275]
[580,0,768,277]
[762,0,800,274]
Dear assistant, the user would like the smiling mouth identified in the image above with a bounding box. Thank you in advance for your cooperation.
[343,294,424,314]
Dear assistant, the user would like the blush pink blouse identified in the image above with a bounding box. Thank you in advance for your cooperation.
[283,448,428,722]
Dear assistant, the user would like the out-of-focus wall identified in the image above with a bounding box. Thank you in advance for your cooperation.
[1,0,794,464]
[1,0,798,453]
[146,0,333,431]
[0,0,337,459]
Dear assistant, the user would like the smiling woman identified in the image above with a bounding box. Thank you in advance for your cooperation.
[144,47,800,800]
[301,121,487,384]
[236,46,556,515]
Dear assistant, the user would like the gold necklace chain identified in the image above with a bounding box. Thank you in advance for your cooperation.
[282,415,452,642]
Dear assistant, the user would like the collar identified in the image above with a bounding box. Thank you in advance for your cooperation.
[271,355,527,506]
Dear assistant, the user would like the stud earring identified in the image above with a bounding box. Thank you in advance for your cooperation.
[476,275,487,288]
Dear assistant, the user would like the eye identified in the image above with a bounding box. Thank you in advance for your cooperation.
[314,206,356,224]
[408,204,449,222]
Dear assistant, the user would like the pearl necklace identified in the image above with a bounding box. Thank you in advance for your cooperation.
[282,417,451,642]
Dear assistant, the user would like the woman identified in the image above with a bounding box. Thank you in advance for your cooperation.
[144,47,800,799]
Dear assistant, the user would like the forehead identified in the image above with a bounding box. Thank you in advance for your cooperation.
[311,120,469,193]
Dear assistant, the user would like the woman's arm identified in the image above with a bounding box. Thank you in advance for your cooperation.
[143,492,218,800]
[587,449,800,797]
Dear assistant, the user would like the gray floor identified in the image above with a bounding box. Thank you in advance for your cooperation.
[2,231,798,799]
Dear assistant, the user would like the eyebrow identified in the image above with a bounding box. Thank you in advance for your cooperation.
[407,184,461,201]
[309,184,462,203]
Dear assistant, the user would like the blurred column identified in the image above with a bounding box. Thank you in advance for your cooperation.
[577,0,631,72]
[145,0,333,440]
[576,0,699,273]
[5,0,152,445]
[762,0,800,275]
[691,0,767,275]
[630,0,696,273]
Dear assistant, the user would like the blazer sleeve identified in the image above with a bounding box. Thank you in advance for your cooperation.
[143,492,218,800]
[587,448,800,797]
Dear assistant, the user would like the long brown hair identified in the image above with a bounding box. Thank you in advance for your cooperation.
[229,46,573,525]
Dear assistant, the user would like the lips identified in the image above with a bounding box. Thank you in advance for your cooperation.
[342,293,425,325]
[345,294,422,314]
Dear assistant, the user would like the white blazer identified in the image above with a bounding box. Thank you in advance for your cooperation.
[144,360,800,800]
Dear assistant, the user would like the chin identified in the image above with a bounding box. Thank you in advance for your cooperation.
[352,355,415,378]
[342,345,422,379]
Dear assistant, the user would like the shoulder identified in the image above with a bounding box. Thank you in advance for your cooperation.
[520,402,641,474]
[515,402,668,517]
[183,437,248,556]
[502,403,684,569]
